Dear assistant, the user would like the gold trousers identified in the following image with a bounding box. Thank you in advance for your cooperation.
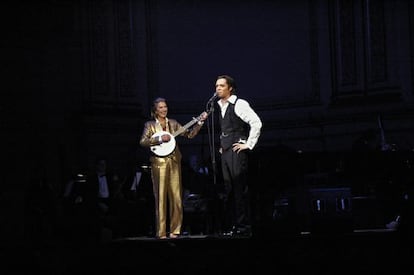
[151,156,183,238]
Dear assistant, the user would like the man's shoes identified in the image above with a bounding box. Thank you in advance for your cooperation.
[221,230,234,237]
[234,227,252,238]
[221,226,252,238]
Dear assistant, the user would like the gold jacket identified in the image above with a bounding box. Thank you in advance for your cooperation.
[139,118,203,163]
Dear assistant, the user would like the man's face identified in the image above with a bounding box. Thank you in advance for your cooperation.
[215,78,232,99]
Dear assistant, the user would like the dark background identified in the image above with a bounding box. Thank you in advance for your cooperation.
[2,0,414,244]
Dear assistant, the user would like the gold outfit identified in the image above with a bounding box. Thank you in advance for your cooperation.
[139,118,203,238]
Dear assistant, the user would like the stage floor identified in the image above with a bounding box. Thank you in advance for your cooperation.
[7,228,413,274]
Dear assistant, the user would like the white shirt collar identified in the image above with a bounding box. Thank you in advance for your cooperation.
[218,94,237,107]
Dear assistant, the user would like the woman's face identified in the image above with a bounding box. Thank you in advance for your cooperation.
[155,101,168,119]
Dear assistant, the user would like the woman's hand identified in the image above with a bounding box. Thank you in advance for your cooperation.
[161,134,171,142]
[199,111,208,122]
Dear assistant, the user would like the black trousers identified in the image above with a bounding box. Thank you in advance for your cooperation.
[220,149,250,230]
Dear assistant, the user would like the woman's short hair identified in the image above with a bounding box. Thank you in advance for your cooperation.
[151,97,167,118]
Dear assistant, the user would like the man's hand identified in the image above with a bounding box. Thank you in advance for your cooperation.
[232,142,249,154]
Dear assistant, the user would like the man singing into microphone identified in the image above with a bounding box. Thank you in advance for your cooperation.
[214,74,262,237]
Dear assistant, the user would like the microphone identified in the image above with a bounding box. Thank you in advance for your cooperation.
[207,93,217,103]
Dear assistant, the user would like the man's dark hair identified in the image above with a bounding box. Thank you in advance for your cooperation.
[217,75,237,94]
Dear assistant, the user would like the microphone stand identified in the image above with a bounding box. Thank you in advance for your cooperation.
[205,99,217,186]
[205,97,221,235]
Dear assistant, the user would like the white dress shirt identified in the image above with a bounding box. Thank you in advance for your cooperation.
[217,95,262,150]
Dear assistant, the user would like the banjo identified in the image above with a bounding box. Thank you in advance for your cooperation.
[150,114,204,157]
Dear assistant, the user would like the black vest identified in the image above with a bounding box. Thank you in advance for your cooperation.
[219,100,248,151]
